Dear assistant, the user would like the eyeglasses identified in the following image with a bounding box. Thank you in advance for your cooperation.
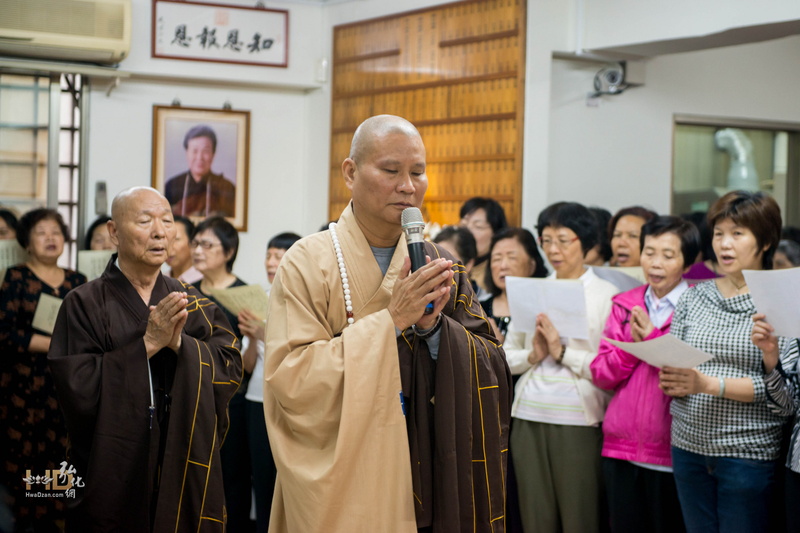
[538,236,579,249]
[191,239,221,250]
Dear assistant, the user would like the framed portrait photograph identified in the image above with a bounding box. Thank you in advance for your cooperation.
[152,105,249,231]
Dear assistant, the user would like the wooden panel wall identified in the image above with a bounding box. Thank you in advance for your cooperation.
[329,0,526,225]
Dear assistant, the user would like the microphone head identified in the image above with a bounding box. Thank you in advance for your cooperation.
[401,207,424,228]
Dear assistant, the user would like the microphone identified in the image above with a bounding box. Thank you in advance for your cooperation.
[401,207,426,272]
[402,207,434,315]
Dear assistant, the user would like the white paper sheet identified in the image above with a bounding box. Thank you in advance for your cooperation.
[0,239,26,269]
[604,334,713,369]
[593,266,646,292]
[506,276,589,339]
[78,250,115,281]
[743,267,800,337]
[0,240,27,285]
[32,293,63,335]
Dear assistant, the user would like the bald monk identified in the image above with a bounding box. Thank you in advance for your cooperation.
[49,187,242,532]
[264,115,512,532]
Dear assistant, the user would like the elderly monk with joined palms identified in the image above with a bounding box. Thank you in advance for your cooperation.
[264,115,512,533]
[49,187,242,532]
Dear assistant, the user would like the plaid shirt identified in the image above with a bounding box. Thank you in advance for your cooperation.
[670,281,790,461]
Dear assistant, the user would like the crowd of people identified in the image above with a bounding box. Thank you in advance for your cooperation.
[0,203,300,533]
[3,112,800,533]
[451,192,800,533]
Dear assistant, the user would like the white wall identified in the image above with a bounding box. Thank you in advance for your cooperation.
[83,0,800,284]
[86,1,326,285]
[546,34,800,216]
[581,0,800,51]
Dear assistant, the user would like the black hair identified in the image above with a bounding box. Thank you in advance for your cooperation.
[84,215,112,249]
[173,215,195,238]
[484,227,548,296]
[193,216,238,272]
[680,211,716,263]
[432,225,478,266]
[536,202,598,255]
[0,208,18,235]
[268,232,302,251]
[17,208,70,249]
[588,207,613,262]
[640,216,701,269]
[183,124,217,153]
[781,226,800,246]
[776,240,800,267]
[458,197,509,234]
[609,206,658,238]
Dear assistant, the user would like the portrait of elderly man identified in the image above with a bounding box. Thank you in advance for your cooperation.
[164,124,237,218]
[49,187,242,532]
[264,115,512,532]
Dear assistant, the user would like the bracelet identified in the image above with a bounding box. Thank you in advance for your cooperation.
[555,345,566,364]
[412,314,442,339]
[718,377,726,398]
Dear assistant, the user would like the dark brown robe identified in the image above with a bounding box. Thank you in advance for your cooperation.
[400,242,513,533]
[48,257,242,532]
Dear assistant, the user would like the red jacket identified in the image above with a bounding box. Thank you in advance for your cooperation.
[590,284,674,466]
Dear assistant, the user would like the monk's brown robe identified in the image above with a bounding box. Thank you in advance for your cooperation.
[48,257,242,532]
[264,206,512,533]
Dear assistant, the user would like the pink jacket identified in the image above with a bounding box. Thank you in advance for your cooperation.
[590,285,674,466]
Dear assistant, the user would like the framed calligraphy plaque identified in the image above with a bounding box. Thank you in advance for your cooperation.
[152,105,250,231]
[152,0,288,68]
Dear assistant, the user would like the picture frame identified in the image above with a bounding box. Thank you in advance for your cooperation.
[152,0,289,68]
[151,105,250,231]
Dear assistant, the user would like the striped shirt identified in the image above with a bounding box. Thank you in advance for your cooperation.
[670,281,790,461]
[764,339,800,472]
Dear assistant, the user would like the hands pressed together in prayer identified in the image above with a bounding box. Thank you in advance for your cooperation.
[389,256,453,331]
[144,291,188,358]
[630,306,655,342]
[529,313,562,365]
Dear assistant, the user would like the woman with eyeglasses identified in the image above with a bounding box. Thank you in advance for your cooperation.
[505,202,619,533]
[191,216,254,532]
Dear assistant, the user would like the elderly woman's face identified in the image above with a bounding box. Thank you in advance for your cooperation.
[192,229,232,275]
[168,223,193,272]
[186,136,214,181]
[611,215,646,267]
[90,224,116,251]
[460,208,493,257]
[28,219,65,264]
[0,218,15,240]
[490,237,535,292]
[540,225,584,280]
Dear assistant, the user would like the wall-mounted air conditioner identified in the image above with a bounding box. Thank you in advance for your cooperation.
[0,0,131,65]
